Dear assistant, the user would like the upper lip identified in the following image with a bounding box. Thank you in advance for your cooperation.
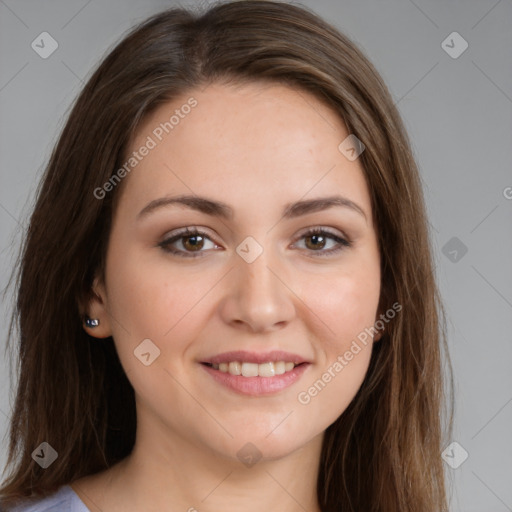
[201,350,310,365]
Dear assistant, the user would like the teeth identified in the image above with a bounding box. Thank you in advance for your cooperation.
[274,361,285,375]
[211,361,299,377]
[241,362,259,377]
[258,362,275,377]
[228,361,241,375]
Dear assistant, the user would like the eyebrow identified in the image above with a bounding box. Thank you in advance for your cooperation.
[137,194,367,222]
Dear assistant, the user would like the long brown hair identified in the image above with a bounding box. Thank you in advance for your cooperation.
[0,1,453,510]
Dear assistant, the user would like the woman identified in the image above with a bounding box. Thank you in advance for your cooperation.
[0,1,453,511]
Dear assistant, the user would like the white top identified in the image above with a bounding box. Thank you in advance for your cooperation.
[8,485,89,511]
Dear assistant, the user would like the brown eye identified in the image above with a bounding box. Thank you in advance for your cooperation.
[304,233,327,250]
[159,228,219,257]
[293,228,351,257]
[182,234,205,251]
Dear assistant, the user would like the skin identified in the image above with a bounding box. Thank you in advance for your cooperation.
[72,81,382,512]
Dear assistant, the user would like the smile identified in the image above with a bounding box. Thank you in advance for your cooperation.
[201,362,310,396]
[207,361,299,377]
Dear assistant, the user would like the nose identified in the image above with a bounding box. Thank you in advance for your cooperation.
[218,247,296,333]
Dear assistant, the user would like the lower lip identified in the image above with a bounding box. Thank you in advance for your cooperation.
[201,363,310,396]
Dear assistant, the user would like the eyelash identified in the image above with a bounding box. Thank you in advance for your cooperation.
[158,226,351,258]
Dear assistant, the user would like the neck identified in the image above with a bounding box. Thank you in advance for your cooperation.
[96,416,324,512]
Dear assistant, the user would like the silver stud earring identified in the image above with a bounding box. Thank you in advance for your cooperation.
[84,316,100,328]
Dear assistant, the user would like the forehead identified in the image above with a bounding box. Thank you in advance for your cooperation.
[119,81,371,219]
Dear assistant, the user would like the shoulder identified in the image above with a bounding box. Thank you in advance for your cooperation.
[6,485,89,512]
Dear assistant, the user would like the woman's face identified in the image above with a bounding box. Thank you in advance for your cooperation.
[89,81,381,462]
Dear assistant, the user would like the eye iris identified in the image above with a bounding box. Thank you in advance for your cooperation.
[183,235,204,251]
[305,234,326,250]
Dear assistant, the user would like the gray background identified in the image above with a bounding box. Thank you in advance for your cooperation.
[0,1,511,510]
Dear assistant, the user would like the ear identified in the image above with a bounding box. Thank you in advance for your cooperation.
[81,276,113,339]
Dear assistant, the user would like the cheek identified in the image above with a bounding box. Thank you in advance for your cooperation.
[296,342,372,430]
[105,246,214,339]
[103,252,212,403]
[293,260,379,425]
[103,247,212,384]
[295,271,379,424]
[299,264,380,348]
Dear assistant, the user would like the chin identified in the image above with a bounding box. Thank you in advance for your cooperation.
[211,424,321,465]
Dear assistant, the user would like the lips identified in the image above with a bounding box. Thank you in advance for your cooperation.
[200,350,311,396]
